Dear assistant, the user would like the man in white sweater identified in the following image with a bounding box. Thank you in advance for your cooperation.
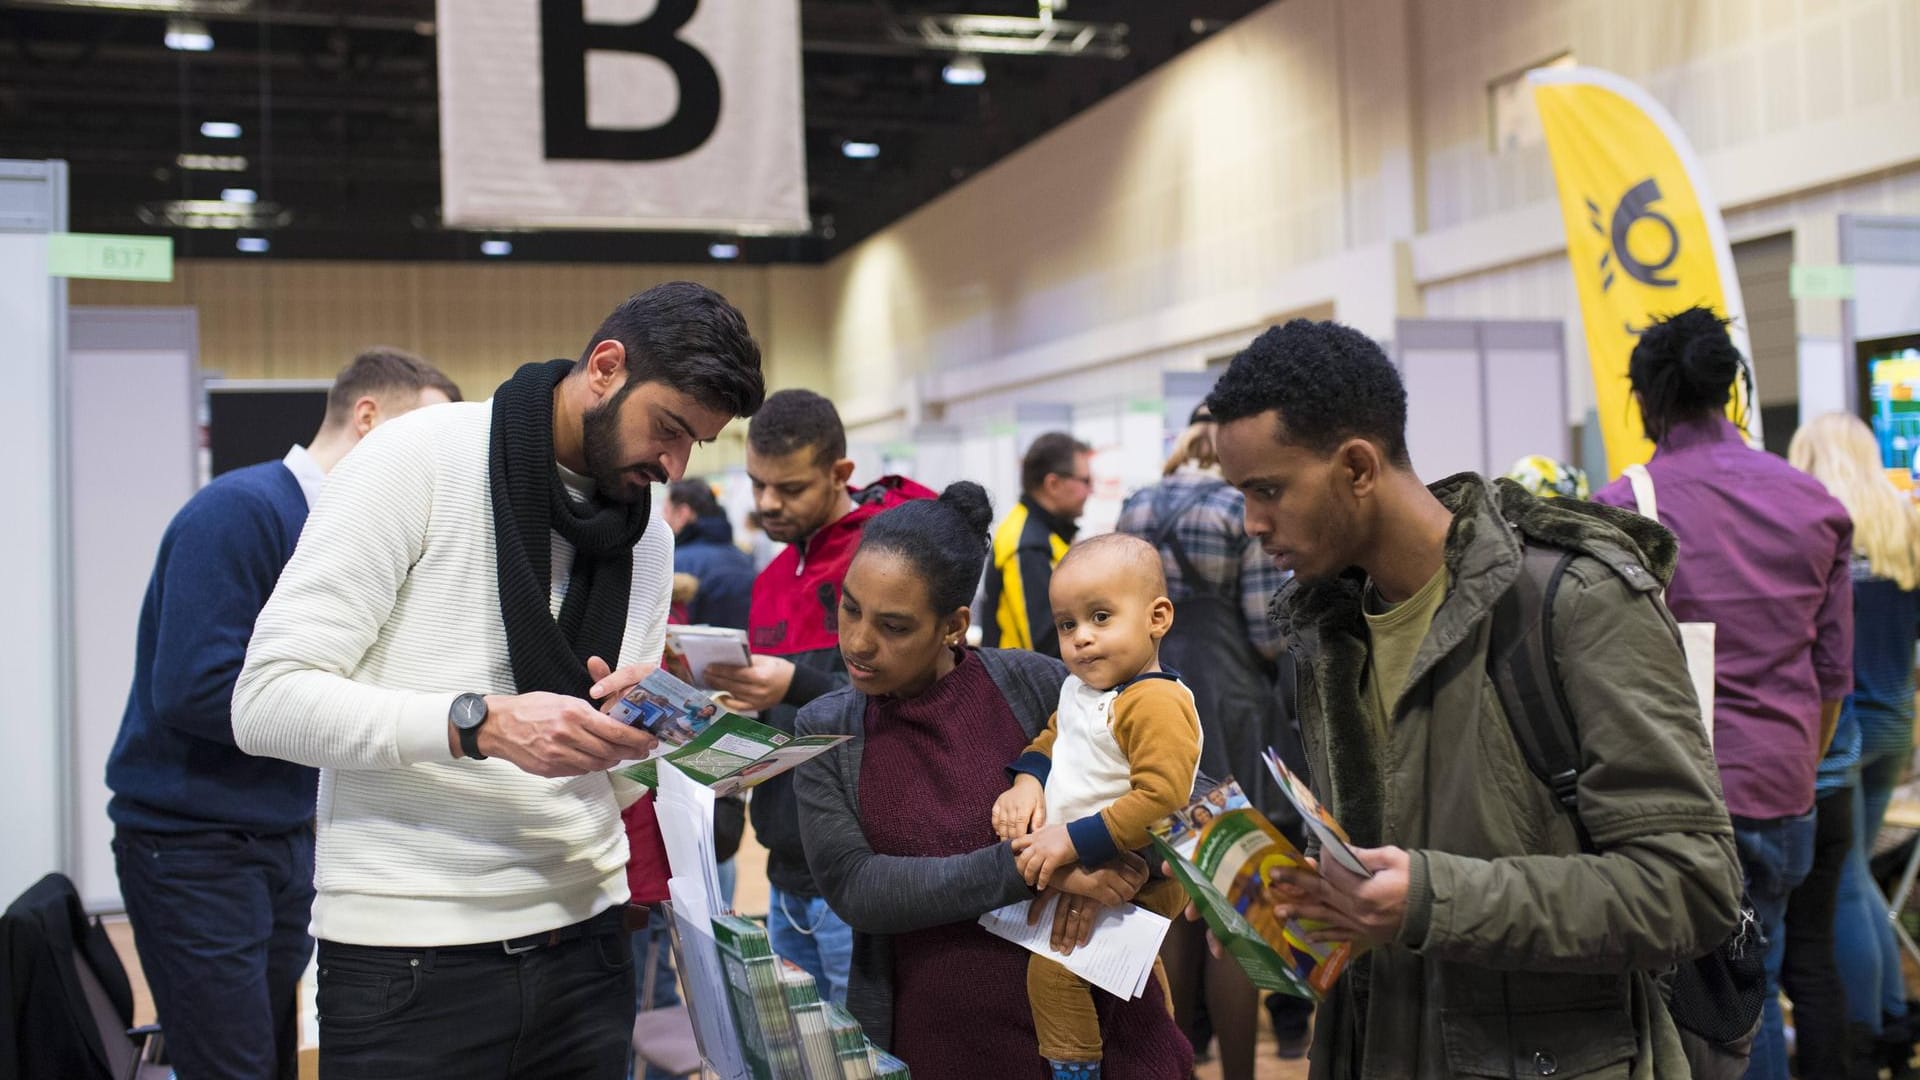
[234,282,765,1077]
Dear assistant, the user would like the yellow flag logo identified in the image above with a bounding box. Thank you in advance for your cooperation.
[1531,67,1759,478]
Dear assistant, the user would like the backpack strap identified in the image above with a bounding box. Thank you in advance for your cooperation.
[1487,542,1591,850]
[1149,481,1236,604]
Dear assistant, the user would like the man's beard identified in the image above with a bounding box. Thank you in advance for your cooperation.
[581,395,664,503]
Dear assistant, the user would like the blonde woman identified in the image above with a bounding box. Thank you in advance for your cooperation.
[1790,411,1920,1069]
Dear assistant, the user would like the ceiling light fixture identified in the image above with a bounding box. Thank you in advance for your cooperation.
[177,153,247,172]
[200,121,242,139]
[708,242,740,260]
[220,188,257,204]
[942,55,986,85]
[164,18,213,51]
[841,140,880,160]
[479,239,512,257]
[236,236,269,253]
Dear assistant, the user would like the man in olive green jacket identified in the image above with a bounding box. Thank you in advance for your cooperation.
[1207,319,1743,1079]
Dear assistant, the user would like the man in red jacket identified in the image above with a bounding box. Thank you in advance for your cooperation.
[707,390,932,1001]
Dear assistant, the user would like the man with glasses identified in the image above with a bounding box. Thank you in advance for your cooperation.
[985,431,1094,658]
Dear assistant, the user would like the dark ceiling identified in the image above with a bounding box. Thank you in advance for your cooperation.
[0,0,1267,263]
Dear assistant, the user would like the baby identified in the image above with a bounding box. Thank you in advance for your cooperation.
[992,533,1202,1080]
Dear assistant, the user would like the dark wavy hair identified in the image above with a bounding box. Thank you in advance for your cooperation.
[576,281,765,418]
[1205,319,1410,465]
[855,482,994,615]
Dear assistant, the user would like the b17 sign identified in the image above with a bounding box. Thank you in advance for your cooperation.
[438,0,809,233]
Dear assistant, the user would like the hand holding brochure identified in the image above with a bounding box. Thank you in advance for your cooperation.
[1147,777,1355,1000]
[615,667,848,796]
[662,625,753,689]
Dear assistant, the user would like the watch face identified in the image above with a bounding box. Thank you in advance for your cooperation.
[455,694,486,727]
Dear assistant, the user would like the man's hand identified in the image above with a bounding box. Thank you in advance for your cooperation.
[1054,852,1149,908]
[1012,823,1079,891]
[704,655,796,712]
[467,691,660,778]
[991,774,1047,840]
[586,655,657,714]
[1269,845,1412,948]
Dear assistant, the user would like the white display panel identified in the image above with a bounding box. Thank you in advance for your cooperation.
[0,161,67,907]
[67,309,200,911]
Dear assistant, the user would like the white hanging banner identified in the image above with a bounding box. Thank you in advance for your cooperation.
[437,0,809,232]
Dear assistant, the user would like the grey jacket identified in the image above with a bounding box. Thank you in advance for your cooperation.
[794,647,1067,1049]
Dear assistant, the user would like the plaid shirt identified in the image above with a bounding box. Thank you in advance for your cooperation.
[1116,471,1287,660]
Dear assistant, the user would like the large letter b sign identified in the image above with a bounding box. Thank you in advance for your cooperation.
[542,0,722,160]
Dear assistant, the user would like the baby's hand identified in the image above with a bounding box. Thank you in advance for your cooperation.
[992,774,1047,840]
[1012,824,1079,891]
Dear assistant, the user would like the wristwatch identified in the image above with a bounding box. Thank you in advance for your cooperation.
[450,693,489,760]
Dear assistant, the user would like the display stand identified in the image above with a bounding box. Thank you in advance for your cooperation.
[662,901,749,1080]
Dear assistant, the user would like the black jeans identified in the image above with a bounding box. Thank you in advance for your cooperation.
[1781,785,1856,1079]
[112,825,315,1080]
[317,907,635,1079]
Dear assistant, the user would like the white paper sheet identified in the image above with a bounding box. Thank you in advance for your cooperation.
[978,898,1171,1001]
[666,885,748,1080]
[657,760,725,909]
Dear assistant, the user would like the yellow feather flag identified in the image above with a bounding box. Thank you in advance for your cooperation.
[1529,66,1760,478]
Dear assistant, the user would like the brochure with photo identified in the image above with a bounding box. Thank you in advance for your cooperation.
[1262,748,1372,879]
[1148,777,1355,1000]
[615,668,848,797]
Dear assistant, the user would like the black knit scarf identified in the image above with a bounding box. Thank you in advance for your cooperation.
[489,359,651,699]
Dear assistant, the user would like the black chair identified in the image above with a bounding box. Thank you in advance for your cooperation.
[2,873,167,1080]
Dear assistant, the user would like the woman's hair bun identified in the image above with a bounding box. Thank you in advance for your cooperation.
[937,480,994,536]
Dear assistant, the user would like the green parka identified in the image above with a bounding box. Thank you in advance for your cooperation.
[1282,474,1743,1079]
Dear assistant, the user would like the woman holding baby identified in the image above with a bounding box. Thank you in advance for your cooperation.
[794,482,1191,1080]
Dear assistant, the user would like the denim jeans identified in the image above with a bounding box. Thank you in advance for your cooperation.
[766,887,854,1004]
[1780,787,1854,1076]
[1735,809,1818,1080]
[1834,749,1910,1032]
[112,826,315,1080]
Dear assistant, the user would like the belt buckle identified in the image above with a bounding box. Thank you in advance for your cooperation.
[501,936,542,956]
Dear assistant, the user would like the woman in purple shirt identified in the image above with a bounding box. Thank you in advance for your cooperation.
[1591,306,1854,1080]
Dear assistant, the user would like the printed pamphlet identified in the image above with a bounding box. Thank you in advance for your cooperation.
[616,667,848,796]
[663,624,753,689]
[1147,777,1354,1000]
[1263,748,1372,879]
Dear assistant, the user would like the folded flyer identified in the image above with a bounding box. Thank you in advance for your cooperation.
[1263,747,1372,879]
[663,624,753,689]
[616,667,848,796]
[1147,777,1354,1000]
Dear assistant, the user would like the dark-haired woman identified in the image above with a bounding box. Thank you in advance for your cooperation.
[1592,306,1854,1080]
[795,483,1192,1079]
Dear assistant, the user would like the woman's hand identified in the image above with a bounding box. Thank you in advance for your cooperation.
[1053,852,1149,907]
[1023,890,1101,955]
[991,775,1047,840]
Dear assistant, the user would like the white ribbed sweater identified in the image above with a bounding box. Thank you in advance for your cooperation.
[233,401,668,946]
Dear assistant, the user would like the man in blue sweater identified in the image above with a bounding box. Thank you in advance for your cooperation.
[664,478,754,630]
[106,347,459,1080]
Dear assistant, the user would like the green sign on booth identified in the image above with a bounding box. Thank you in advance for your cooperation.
[1789,264,1855,301]
[47,233,174,282]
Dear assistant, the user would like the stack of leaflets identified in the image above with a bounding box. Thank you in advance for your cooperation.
[663,624,753,689]
[824,1004,873,1080]
[712,915,804,1080]
[1147,776,1355,1000]
[776,959,840,1080]
[615,667,849,796]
